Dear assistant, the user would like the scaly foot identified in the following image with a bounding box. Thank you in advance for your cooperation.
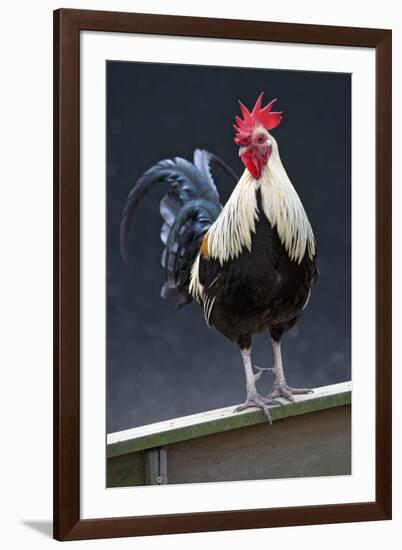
[234,392,280,424]
[268,383,313,403]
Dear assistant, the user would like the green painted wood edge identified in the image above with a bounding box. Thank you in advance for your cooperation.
[107,389,351,458]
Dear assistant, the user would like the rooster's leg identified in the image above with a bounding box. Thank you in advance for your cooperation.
[267,338,313,402]
[234,346,279,424]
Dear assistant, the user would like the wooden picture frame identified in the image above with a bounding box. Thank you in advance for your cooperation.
[53,8,392,541]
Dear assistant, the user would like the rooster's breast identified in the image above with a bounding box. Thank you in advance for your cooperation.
[198,212,316,342]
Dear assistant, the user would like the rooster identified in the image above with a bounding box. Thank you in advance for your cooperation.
[121,92,318,423]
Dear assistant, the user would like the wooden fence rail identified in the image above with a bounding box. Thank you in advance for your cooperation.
[107,381,351,487]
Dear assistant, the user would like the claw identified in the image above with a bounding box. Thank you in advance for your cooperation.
[234,392,281,424]
[268,383,313,403]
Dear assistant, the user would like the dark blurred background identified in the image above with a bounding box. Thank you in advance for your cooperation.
[106,61,351,433]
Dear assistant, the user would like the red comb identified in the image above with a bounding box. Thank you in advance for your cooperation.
[234,92,283,145]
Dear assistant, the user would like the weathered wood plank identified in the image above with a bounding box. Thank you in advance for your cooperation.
[106,452,145,487]
[167,405,351,484]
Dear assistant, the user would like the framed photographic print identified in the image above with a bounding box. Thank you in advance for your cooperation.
[53,8,392,541]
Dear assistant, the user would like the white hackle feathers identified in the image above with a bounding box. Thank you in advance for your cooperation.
[206,170,259,263]
[189,254,203,301]
[260,135,316,264]
[189,254,215,325]
[203,295,216,326]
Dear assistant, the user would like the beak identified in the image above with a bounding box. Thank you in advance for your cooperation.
[238,146,249,157]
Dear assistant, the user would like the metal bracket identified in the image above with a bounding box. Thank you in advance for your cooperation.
[145,447,168,485]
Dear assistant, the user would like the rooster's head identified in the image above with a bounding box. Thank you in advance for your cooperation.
[234,92,283,179]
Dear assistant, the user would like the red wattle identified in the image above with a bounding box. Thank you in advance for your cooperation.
[241,153,261,179]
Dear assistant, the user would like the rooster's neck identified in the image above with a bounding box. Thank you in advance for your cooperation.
[260,149,316,264]
[205,147,315,265]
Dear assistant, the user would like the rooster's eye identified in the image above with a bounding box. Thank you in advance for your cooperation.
[256,135,266,144]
